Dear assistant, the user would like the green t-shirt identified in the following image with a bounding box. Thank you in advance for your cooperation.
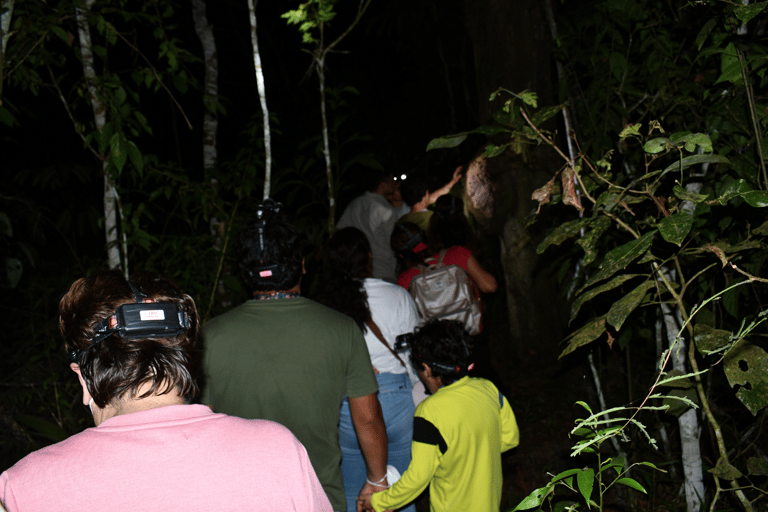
[202,297,378,511]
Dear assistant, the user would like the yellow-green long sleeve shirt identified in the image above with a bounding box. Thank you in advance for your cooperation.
[371,376,519,512]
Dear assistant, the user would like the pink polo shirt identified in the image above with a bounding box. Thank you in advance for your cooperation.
[1,404,331,512]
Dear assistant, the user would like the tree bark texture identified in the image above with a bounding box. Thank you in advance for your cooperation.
[246,0,272,200]
[191,0,218,171]
[0,0,14,98]
[76,0,123,274]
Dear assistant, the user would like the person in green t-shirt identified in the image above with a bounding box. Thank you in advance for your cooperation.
[202,199,388,512]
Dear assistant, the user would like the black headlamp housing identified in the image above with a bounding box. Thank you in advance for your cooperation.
[67,302,189,363]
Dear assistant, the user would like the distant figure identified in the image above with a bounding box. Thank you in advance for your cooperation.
[359,320,520,512]
[0,270,331,512]
[337,170,401,282]
[314,227,420,512]
[202,200,387,512]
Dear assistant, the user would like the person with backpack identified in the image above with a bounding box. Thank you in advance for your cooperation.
[357,320,519,512]
[390,219,497,334]
[314,227,421,512]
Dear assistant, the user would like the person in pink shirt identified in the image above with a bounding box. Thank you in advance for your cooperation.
[0,270,331,512]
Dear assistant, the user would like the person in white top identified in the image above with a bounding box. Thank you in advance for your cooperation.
[314,227,421,512]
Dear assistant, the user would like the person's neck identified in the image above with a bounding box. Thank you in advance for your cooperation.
[93,383,186,426]
[253,284,301,300]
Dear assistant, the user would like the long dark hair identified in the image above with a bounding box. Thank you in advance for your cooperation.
[314,227,372,332]
[428,195,475,251]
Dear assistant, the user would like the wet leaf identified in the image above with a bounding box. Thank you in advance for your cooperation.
[576,216,612,265]
[673,184,709,204]
[537,218,590,254]
[579,231,655,293]
[694,324,732,355]
[616,478,647,494]
[560,316,606,359]
[644,137,669,154]
[709,457,743,479]
[742,190,768,207]
[658,212,693,246]
[723,341,768,415]
[606,280,654,331]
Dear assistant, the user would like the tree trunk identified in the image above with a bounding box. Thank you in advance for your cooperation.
[246,0,272,200]
[76,0,124,274]
[191,0,218,171]
[0,0,14,100]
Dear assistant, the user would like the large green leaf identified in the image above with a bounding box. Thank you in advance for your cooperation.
[718,178,753,205]
[735,1,768,24]
[510,485,553,511]
[579,231,655,292]
[560,316,607,359]
[571,274,641,323]
[673,184,709,204]
[606,281,654,331]
[426,133,468,151]
[694,324,732,355]
[537,218,591,254]
[658,212,693,246]
[742,190,768,207]
[576,468,594,503]
[715,43,743,84]
[747,457,768,476]
[661,154,730,176]
[576,216,611,265]
[615,478,647,494]
[110,133,128,174]
[723,341,768,415]
[709,457,743,479]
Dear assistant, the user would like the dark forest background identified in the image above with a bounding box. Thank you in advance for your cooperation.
[2,1,768,511]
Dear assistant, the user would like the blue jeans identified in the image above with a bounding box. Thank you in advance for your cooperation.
[339,372,416,512]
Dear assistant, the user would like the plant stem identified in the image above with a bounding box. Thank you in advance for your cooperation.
[736,47,768,189]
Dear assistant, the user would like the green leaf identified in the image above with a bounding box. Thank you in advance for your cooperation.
[0,105,16,126]
[510,485,553,511]
[551,468,582,482]
[127,141,143,176]
[615,478,647,494]
[576,468,594,503]
[742,191,768,207]
[579,231,655,292]
[694,324,732,355]
[661,154,730,176]
[715,43,743,84]
[735,1,768,24]
[673,185,709,204]
[537,218,591,254]
[657,369,693,389]
[658,212,693,246]
[52,25,71,46]
[722,285,743,318]
[606,281,654,331]
[723,341,768,415]
[753,220,768,235]
[576,216,611,265]
[426,134,468,151]
[696,18,717,50]
[709,457,743,479]
[519,90,538,107]
[644,137,669,154]
[560,316,607,359]
[662,388,699,416]
[619,123,642,139]
[718,179,753,205]
[110,133,128,174]
[531,105,564,126]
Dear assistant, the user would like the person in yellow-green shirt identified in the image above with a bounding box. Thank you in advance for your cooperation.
[358,320,520,512]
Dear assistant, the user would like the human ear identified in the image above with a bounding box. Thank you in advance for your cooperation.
[70,363,93,407]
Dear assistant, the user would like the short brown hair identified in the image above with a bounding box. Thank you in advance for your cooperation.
[59,270,200,407]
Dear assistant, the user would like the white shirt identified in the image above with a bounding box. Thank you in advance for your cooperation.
[363,278,419,379]
[337,192,399,282]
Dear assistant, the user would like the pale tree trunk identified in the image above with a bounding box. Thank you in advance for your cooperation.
[0,0,14,99]
[659,287,704,512]
[76,0,126,275]
[246,0,272,200]
[191,0,218,171]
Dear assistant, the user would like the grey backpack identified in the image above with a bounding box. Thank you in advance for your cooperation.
[408,250,482,335]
